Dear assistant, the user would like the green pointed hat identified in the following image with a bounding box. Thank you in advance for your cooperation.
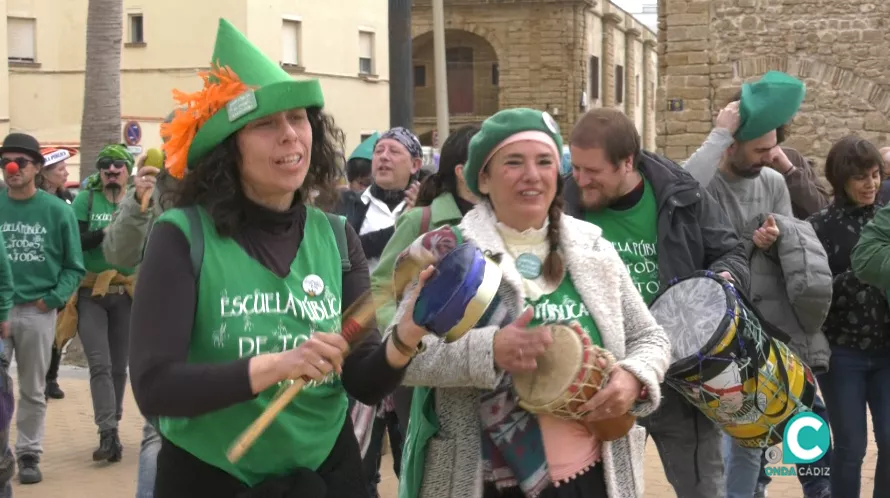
[735,71,805,142]
[162,18,324,178]
[348,132,380,162]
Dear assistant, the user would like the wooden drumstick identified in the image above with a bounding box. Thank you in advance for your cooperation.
[226,290,379,463]
[139,148,164,213]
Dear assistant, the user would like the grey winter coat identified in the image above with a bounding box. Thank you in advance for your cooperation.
[391,203,671,498]
[742,212,833,373]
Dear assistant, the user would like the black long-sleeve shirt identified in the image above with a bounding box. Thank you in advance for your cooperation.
[129,199,406,418]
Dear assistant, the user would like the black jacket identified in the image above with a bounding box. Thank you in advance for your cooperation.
[335,189,396,261]
[564,150,750,294]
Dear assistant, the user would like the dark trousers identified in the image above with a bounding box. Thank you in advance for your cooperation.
[45,344,61,384]
[363,410,403,498]
[154,417,369,498]
[818,346,890,498]
[483,463,608,498]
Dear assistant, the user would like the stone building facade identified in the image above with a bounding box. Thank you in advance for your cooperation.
[411,0,658,150]
[657,0,890,171]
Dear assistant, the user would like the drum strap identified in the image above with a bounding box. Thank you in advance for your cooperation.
[750,336,792,419]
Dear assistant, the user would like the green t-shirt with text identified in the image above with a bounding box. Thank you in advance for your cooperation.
[72,190,134,275]
[584,179,661,304]
[525,274,603,347]
[0,190,85,308]
[157,206,347,486]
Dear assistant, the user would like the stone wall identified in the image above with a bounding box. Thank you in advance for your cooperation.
[657,0,890,170]
[411,0,659,149]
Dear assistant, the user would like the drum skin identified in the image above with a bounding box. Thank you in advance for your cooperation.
[512,324,636,442]
[650,271,816,448]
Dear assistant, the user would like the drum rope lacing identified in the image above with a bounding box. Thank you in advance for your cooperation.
[667,283,808,449]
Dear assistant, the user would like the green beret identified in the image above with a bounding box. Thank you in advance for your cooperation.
[735,71,806,142]
[464,108,564,197]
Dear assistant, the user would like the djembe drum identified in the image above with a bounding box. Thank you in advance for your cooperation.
[649,271,816,448]
[512,323,636,441]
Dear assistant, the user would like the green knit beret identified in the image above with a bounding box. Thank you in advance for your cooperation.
[464,108,564,197]
[735,71,806,142]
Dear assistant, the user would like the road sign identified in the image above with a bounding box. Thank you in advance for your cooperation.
[123,121,142,146]
[126,145,143,156]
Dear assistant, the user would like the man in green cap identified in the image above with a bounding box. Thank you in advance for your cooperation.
[0,132,85,484]
[684,72,833,498]
[68,144,137,464]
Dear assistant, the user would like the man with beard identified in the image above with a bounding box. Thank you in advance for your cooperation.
[564,108,749,498]
[0,132,84,484]
[684,72,832,498]
[68,144,137,464]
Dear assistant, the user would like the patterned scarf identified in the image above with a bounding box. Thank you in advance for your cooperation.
[479,362,550,497]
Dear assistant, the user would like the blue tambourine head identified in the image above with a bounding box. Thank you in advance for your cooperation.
[412,243,502,342]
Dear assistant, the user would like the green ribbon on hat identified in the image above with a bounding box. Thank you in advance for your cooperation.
[735,71,806,142]
[463,108,564,198]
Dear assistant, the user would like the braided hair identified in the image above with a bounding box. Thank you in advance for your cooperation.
[542,174,565,285]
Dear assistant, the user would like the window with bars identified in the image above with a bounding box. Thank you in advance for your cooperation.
[359,31,375,75]
[414,65,426,86]
[7,17,36,62]
[281,20,301,65]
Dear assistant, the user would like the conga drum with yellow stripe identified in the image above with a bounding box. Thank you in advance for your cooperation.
[649,271,816,448]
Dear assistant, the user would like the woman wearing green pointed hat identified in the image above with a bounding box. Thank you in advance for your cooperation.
[387,108,670,498]
[128,18,421,497]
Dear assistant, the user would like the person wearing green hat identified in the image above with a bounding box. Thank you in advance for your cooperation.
[684,72,834,498]
[127,19,419,497]
[65,144,138,464]
[0,132,85,484]
[345,132,378,192]
[387,107,670,498]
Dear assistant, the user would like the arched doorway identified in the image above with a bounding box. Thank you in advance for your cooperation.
[412,29,500,120]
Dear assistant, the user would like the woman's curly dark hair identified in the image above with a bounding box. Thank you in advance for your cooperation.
[171,107,345,237]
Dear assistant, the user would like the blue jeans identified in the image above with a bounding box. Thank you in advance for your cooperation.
[819,346,890,498]
[723,434,761,498]
[136,418,161,498]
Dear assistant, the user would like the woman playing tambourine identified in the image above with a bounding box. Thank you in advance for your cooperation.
[389,108,671,498]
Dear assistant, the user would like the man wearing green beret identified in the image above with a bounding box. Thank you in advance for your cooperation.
[68,144,138,465]
[683,72,833,498]
[345,133,377,193]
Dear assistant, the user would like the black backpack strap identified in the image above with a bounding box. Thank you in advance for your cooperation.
[324,212,351,272]
[182,206,205,281]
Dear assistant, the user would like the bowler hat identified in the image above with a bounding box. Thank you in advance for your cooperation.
[0,133,44,165]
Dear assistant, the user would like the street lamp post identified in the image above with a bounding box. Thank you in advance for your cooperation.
[432,0,449,147]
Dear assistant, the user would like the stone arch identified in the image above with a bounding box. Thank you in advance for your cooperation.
[412,28,501,121]
[732,55,890,114]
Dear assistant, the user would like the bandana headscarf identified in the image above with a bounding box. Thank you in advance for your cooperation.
[96,144,135,169]
[377,127,422,158]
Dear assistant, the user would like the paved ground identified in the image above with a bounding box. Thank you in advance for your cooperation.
[6,366,876,497]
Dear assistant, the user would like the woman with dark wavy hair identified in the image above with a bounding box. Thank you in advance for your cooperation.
[128,19,419,498]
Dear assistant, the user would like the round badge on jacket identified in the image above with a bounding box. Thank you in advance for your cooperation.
[302,275,325,297]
